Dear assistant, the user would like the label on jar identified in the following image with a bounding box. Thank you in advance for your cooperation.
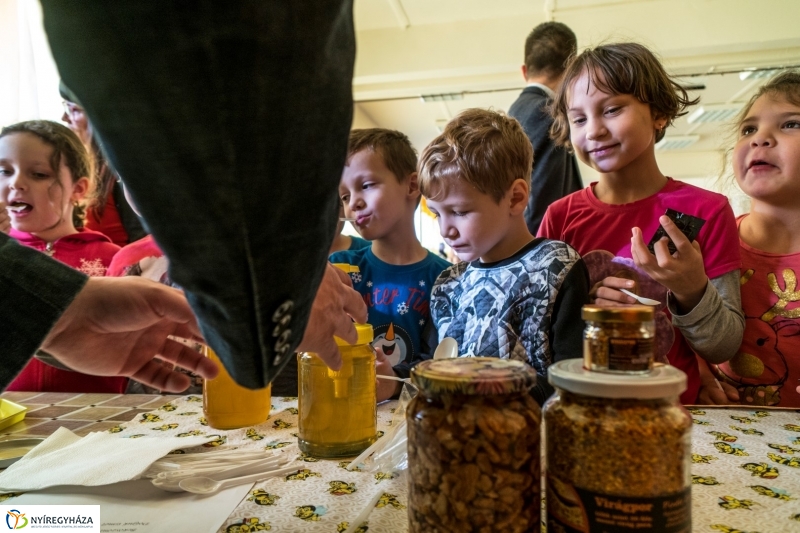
[608,337,653,372]
[547,474,690,532]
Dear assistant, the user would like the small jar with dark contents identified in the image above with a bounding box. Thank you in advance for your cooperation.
[544,359,692,533]
[583,304,655,373]
[406,357,541,533]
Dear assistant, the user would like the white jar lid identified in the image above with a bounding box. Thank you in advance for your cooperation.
[548,359,687,399]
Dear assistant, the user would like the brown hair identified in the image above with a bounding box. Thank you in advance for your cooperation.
[0,120,95,226]
[736,70,800,125]
[549,42,698,147]
[418,108,532,203]
[348,128,417,182]
[524,22,577,80]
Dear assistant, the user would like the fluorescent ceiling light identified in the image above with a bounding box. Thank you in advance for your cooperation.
[421,93,464,103]
[739,69,780,81]
[686,104,743,124]
[655,135,700,151]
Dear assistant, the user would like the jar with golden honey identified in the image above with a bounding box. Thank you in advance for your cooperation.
[297,323,377,457]
[407,357,541,533]
[583,304,655,373]
[203,346,272,430]
[544,359,692,533]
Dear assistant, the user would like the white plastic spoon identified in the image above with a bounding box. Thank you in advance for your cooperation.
[433,337,458,359]
[179,465,300,495]
[620,289,661,306]
[152,455,287,492]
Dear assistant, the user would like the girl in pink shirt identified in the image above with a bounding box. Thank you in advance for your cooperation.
[0,120,124,393]
[538,43,743,403]
[710,71,800,407]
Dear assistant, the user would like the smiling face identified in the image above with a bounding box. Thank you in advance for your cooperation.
[0,132,87,241]
[733,94,800,205]
[425,178,525,263]
[566,69,665,178]
[339,148,418,242]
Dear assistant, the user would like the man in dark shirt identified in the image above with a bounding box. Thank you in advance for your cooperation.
[508,22,583,235]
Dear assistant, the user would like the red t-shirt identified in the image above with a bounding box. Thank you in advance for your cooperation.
[6,228,127,394]
[85,184,129,247]
[538,179,741,403]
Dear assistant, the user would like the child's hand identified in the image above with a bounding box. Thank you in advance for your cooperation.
[590,277,639,307]
[375,346,401,402]
[696,359,740,405]
[631,216,708,313]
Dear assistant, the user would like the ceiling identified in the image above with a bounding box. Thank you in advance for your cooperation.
[350,0,800,188]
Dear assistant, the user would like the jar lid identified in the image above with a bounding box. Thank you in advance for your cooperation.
[548,359,686,399]
[411,357,537,395]
[582,304,654,322]
[334,323,374,347]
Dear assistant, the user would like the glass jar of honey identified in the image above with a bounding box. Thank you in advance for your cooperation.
[407,357,541,533]
[297,323,377,457]
[583,304,655,373]
[203,346,272,430]
[545,359,692,533]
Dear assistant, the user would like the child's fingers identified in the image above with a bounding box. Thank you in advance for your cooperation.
[594,285,637,305]
[630,227,657,268]
[659,215,693,251]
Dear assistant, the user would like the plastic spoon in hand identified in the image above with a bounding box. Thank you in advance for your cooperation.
[620,289,661,306]
[433,337,458,359]
[179,465,300,494]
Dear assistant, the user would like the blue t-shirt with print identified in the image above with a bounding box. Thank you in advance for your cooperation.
[329,247,450,371]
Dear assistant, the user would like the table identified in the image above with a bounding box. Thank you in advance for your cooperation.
[1,392,799,532]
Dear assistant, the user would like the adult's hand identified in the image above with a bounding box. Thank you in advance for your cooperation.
[0,200,10,234]
[297,263,368,370]
[41,276,219,392]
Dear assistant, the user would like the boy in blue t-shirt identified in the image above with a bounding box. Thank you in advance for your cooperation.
[330,128,450,401]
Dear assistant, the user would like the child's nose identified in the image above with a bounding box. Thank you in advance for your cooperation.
[585,120,606,140]
[750,131,774,147]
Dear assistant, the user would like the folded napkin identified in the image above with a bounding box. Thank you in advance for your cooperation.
[0,427,215,492]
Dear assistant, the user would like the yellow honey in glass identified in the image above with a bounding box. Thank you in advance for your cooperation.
[298,323,377,457]
[203,346,272,430]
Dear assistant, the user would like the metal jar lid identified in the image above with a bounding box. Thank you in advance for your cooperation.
[548,359,686,399]
[582,304,654,322]
[411,357,537,396]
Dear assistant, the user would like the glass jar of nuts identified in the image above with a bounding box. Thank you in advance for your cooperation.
[544,359,692,533]
[583,304,655,373]
[407,357,541,533]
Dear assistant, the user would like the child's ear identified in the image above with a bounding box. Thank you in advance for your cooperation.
[508,178,529,215]
[70,176,91,202]
[406,171,421,200]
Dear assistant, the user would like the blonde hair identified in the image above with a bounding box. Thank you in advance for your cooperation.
[418,108,532,203]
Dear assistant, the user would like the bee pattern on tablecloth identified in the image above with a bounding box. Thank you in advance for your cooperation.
[140,413,162,423]
[273,419,293,430]
[692,475,721,485]
[731,416,757,424]
[225,517,271,532]
[337,522,368,533]
[730,426,764,436]
[168,449,185,455]
[177,411,198,416]
[752,410,770,418]
[248,489,280,506]
[693,419,711,425]
[297,452,319,462]
[339,461,364,471]
[246,429,266,441]
[783,424,800,432]
[177,430,204,437]
[186,396,203,402]
[152,424,179,431]
[687,408,706,415]
[294,505,327,521]
[0,493,21,503]
[374,472,398,483]
[767,443,800,454]
[285,469,321,481]
[264,441,291,450]
[159,403,177,411]
[748,485,794,501]
[328,481,357,495]
[204,435,226,447]
[126,434,146,438]
[199,417,208,426]
[376,431,385,438]
[718,496,759,510]
[710,526,759,533]
[767,453,800,468]
[708,432,738,442]
[283,397,298,401]
[714,442,749,456]
[108,425,125,433]
[791,513,800,522]
[376,493,405,509]
[692,454,718,464]
[284,407,298,415]
[741,462,780,479]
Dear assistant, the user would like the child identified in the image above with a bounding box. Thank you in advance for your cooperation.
[329,200,370,254]
[538,42,744,404]
[709,71,800,407]
[420,108,589,406]
[0,120,125,393]
[330,128,451,402]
